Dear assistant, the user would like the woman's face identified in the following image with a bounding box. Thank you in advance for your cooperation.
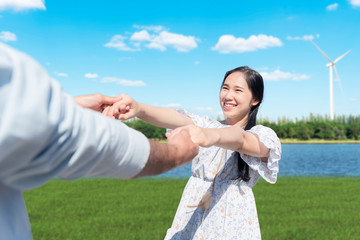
[219,72,259,125]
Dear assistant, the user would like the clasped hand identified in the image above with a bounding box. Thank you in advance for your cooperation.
[166,125,219,148]
[75,93,215,148]
[74,93,138,119]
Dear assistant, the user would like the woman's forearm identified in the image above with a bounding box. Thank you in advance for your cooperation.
[204,127,245,152]
[137,103,193,129]
[205,127,269,158]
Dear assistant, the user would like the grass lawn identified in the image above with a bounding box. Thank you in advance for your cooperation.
[23,177,360,240]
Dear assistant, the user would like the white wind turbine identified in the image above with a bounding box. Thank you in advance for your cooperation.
[310,40,351,120]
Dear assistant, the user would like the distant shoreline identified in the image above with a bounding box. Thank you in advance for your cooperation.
[280,139,360,144]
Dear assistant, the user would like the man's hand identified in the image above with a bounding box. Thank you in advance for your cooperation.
[166,128,200,166]
[74,94,121,112]
[133,128,199,178]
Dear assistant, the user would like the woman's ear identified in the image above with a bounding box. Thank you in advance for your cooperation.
[251,98,259,106]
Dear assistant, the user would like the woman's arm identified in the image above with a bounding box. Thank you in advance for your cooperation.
[137,102,194,129]
[104,94,193,129]
[170,125,270,161]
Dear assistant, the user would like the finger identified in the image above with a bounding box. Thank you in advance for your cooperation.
[101,95,122,105]
[119,104,129,114]
[118,112,133,120]
[108,102,121,118]
[102,106,111,117]
[114,94,124,100]
[107,105,116,118]
[168,127,183,139]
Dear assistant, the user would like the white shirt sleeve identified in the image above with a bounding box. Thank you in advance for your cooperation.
[0,43,150,191]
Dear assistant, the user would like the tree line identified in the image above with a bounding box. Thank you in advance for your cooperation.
[259,114,360,140]
[124,114,360,140]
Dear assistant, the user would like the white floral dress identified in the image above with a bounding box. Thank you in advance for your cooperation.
[164,110,281,240]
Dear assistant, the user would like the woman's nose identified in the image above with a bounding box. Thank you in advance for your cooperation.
[224,91,233,100]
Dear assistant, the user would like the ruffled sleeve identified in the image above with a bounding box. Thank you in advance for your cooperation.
[240,125,281,184]
[176,109,214,128]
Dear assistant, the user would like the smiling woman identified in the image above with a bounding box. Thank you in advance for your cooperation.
[102,66,281,239]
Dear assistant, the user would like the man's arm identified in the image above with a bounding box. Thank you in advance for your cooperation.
[0,43,198,191]
[134,129,198,178]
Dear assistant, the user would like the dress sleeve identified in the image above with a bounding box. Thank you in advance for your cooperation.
[176,109,209,128]
[240,125,281,184]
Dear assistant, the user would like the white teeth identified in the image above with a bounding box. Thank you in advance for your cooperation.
[224,103,235,107]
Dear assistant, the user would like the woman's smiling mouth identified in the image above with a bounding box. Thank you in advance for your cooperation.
[223,102,237,110]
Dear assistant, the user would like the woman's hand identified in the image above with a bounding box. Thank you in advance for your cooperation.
[167,125,220,148]
[103,94,140,120]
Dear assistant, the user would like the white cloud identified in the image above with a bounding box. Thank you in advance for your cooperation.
[154,103,182,108]
[133,24,164,32]
[54,72,68,77]
[106,27,198,53]
[287,34,320,41]
[326,3,339,11]
[0,0,45,11]
[85,73,99,79]
[101,77,146,87]
[260,70,310,81]
[195,107,213,111]
[130,30,151,41]
[163,103,182,108]
[104,35,137,51]
[349,0,360,7]
[194,61,200,65]
[145,31,198,52]
[0,31,16,42]
[212,34,283,54]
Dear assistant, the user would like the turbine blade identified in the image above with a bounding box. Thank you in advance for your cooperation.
[334,49,352,64]
[310,40,333,63]
[333,65,345,100]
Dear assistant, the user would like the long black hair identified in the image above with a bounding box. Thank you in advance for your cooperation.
[221,66,264,181]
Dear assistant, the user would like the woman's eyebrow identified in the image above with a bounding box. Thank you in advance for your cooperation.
[223,83,245,89]
[234,85,245,89]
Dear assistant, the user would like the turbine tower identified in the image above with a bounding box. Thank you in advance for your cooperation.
[310,40,351,120]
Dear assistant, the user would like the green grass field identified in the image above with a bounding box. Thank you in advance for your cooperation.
[23,177,360,240]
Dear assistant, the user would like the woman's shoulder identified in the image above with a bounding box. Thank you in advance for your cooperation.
[248,125,280,141]
[177,109,223,128]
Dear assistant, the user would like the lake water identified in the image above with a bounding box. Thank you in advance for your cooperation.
[157,144,360,178]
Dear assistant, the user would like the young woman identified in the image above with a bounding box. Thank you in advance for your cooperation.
[104,66,281,239]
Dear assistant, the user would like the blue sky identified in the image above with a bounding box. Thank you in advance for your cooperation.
[1,0,359,121]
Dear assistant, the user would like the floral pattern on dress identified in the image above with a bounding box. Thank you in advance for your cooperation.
[164,110,281,240]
